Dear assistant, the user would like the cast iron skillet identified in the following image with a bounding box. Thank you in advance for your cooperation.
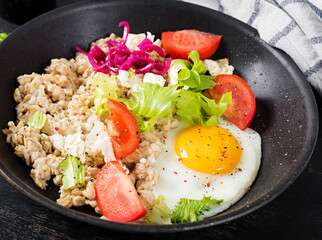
[0,0,318,233]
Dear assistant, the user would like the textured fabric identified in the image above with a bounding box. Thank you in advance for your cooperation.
[182,0,322,95]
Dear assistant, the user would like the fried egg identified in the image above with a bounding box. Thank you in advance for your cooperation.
[152,118,261,217]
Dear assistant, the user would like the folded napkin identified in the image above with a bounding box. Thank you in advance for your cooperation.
[182,0,322,95]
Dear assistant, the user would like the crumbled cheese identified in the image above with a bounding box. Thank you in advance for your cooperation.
[153,39,162,47]
[146,32,155,42]
[50,134,64,152]
[143,73,166,87]
[126,33,146,52]
[117,70,143,92]
[82,115,101,133]
[126,32,160,51]
[50,132,85,162]
[50,121,116,164]
[203,58,234,76]
[85,120,116,163]
[64,133,85,160]
[140,158,147,164]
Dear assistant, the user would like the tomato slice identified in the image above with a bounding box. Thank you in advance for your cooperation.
[95,161,147,222]
[106,99,140,159]
[161,29,222,60]
[207,74,256,130]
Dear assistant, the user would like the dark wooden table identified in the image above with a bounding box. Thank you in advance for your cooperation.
[0,1,321,239]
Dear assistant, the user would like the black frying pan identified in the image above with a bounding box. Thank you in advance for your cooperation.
[0,0,318,233]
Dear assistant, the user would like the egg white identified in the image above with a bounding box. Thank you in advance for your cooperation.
[152,118,261,217]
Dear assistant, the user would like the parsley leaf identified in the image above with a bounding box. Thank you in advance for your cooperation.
[170,195,223,223]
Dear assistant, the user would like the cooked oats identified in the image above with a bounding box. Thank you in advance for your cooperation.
[3,32,174,214]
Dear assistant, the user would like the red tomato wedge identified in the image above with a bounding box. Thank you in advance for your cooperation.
[207,74,256,130]
[161,29,222,60]
[106,99,140,159]
[95,161,147,222]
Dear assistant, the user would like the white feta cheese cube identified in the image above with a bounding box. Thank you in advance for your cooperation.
[85,120,116,163]
[117,70,143,92]
[64,132,85,161]
[146,32,155,42]
[203,58,234,76]
[143,72,166,87]
[126,33,146,52]
[50,132,85,162]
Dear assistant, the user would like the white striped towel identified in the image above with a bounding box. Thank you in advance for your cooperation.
[182,0,322,96]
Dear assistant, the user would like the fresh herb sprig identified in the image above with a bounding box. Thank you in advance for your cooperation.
[145,195,223,224]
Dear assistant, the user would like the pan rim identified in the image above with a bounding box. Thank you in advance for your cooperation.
[0,0,319,233]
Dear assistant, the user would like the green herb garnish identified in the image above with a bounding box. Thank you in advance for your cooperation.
[59,155,85,189]
[171,195,223,223]
[145,195,223,224]
[0,32,9,43]
[27,111,46,129]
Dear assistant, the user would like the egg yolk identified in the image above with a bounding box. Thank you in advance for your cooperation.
[175,125,241,175]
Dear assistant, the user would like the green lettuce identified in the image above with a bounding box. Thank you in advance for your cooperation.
[135,116,157,134]
[122,83,178,118]
[176,90,232,127]
[89,53,231,133]
[90,72,118,117]
[169,50,216,91]
[0,32,9,43]
[121,83,179,133]
[171,195,223,223]
[145,195,223,224]
[145,195,172,224]
[169,59,192,85]
[27,111,46,129]
[189,50,208,75]
[90,73,179,133]
[59,155,85,189]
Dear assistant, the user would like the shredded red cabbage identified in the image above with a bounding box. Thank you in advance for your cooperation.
[75,46,88,56]
[76,21,171,76]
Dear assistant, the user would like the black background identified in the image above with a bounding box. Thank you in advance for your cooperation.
[0,1,321,239]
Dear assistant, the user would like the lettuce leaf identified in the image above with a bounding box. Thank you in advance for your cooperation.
[169,59,192,85]
[123,83,178,118]
[171,195,223,223]
[59,155,85,189]
[89,52,229,134]
[122,83,178,114]
[176,90,232,127]
[145,195,172,224]
[0,32,9,43]
[145,195,223,224]
[169,50,216,91]
[135,116,157,134]
[179,69,200,88]
[91,74,178,133]
[27,111,46,129]
[90,72,118,117]
[121,83,178,133]
[189,50,208,75]
[189,75,216,92]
